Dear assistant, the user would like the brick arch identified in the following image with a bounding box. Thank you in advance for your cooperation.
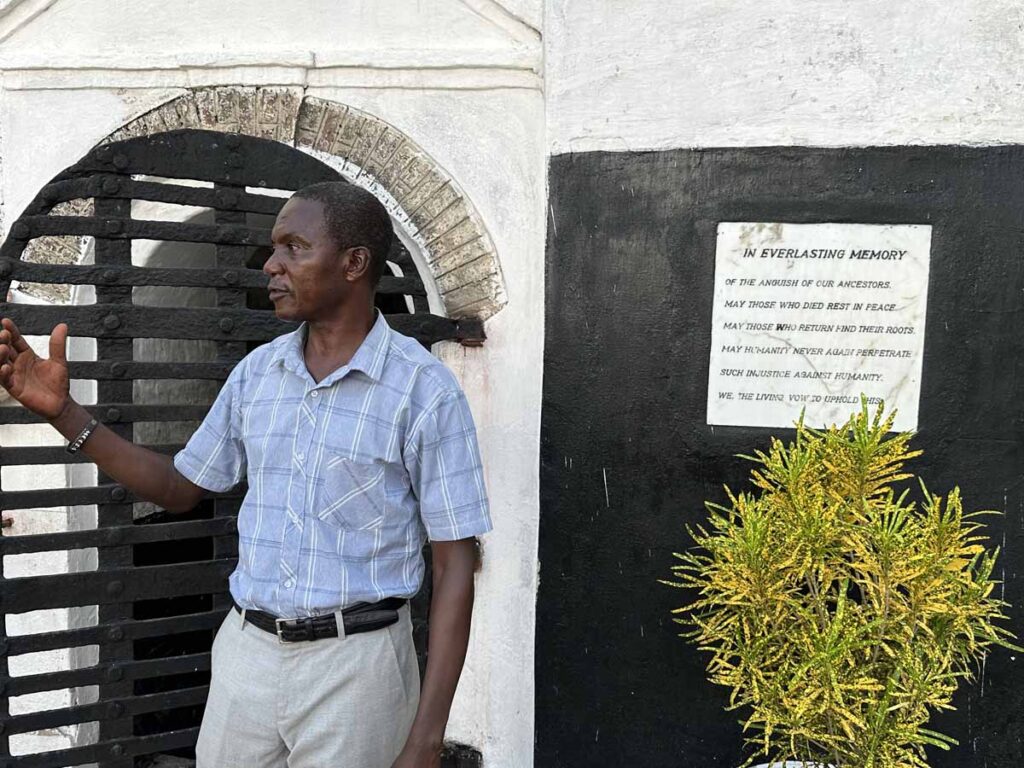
[103,87,507,320]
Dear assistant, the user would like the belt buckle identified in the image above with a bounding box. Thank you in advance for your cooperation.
[275,617,291,644]
[275,616,317,643]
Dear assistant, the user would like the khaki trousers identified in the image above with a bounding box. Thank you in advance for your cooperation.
[196,606,420,768]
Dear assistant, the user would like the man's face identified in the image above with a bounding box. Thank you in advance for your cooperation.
[264,196,353,322]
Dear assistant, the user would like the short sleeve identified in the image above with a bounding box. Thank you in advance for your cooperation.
[173,362,247,493]
[404,390,492,541]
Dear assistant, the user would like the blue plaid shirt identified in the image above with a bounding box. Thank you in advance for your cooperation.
[173,312,492,618]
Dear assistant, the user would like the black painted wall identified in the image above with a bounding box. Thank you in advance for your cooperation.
[538,147,1024,768]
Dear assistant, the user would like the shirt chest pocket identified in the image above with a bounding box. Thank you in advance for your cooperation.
[317,456,387,530]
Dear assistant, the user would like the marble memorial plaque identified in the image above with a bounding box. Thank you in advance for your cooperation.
[707,222,931,431]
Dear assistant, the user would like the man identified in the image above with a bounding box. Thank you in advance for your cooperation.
[0,182,491,767]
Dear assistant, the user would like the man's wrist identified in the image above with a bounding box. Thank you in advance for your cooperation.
[402,725,444,754]
[49,399,89,438]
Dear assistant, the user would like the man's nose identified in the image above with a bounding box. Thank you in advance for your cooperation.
[263,248,283,275]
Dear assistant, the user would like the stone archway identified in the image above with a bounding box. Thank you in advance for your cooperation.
[102,87,507,321]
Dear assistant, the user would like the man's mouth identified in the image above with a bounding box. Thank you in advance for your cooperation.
[268,287,288,300]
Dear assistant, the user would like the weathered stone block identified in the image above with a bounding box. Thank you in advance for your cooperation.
[294,97,329,148]
[105,120,148,144]
[194,87,258,134]
[425,215,478,252]
[401,166,447,218]
[162,94,201,130]
[52,199,94,218]
[255,87,301,143]
[374,139,418,189]
[317,104,351,155]
[409,181,461,231]
[443,276,501,316]
[347,118,387,172]
[193,88,225,131]
[419,199,470,245]
[361,128,404,182]
[389,152,434,202]
[235,89,258,135]
[429,235,491,277]
[436,256,498,295]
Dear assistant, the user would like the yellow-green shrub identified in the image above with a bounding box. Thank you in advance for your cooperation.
[665,403,1017,768]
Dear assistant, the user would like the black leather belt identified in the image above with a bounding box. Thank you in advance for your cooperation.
[233,598,406,643]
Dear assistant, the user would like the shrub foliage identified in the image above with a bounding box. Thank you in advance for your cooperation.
[666,404,1017,768]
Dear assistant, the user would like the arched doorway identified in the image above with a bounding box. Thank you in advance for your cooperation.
[0,128,484,767]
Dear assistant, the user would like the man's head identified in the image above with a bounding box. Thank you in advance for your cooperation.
[264,182,394,322]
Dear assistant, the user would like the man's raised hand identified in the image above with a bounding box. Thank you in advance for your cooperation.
[0,318,204,513]
[0,318,70,421]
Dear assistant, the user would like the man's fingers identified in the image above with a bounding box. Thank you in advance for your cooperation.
[2,318,30,353]
[0,362,14,390]
[49,323,68,366]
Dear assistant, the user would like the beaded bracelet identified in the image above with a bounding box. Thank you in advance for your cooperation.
[65,418,99,454]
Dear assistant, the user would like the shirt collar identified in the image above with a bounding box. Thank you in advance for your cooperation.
[272,311,391,384]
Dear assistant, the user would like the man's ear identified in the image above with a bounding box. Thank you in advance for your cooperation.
[343,246,373,282]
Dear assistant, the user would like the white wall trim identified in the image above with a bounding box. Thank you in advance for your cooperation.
[0,44,541,72]
[0,0,57,43]
[1,65,542,92]
[0,44,543,92]
[456,0,541,43]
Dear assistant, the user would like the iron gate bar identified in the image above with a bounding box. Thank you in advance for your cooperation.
[0,518,236,555]
[0,305,480,345]
[61,130,341,189]
[0,485,137,510]
[0,260,426,296]
[386,240,431,314]
[91,194,137,768]
[30,176,288,217]
[4,686,210,737]
[3,559,235,613]
[0,486,136,509]
[0,444,182,465]
[210,198,246,615]
[0,456,8,766]
[66,360,236,381]
[6,654,212,699]
[0,304,286,340]
[0,404,220,426]
[5,610,228,657]
[5,217,273,248]
[0,486,243,511]
[0,727,202,768]
[0,127,485,767]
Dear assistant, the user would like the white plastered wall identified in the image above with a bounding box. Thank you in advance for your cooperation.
[0,2,544,765]
[546,0,1024,153]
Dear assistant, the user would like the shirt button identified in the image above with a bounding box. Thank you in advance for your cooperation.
[283,579,294,589]
[310,390,319,398]
[296,452,305,461]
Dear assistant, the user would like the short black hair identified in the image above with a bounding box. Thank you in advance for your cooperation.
[292,181,394,286]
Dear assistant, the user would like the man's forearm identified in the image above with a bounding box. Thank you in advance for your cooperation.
[403,539,477,753]
[51,399,204,512]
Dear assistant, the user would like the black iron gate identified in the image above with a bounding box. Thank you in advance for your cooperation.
[0,129,483,767]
